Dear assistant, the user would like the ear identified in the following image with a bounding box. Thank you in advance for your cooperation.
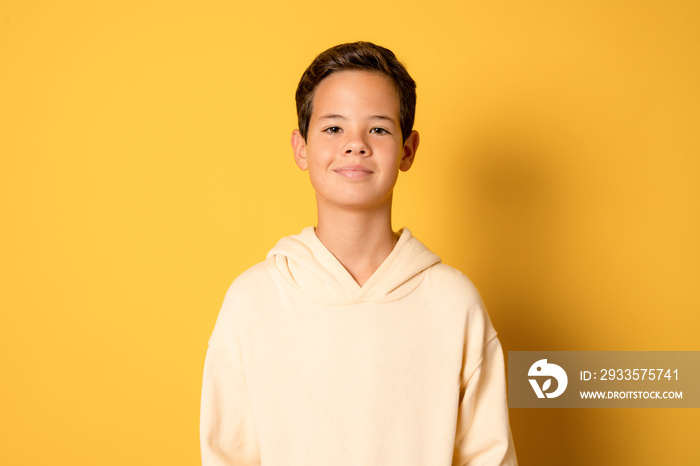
[399,130,419,172]
[291,129,308,171]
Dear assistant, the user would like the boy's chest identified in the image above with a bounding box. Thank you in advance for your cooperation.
[234,299,469,464]
[237,298,469,400]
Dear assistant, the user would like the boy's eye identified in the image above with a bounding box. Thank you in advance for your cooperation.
[324,127,342,134]
[370,127,389,135]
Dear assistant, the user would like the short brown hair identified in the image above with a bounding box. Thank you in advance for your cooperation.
[295,41,416,143]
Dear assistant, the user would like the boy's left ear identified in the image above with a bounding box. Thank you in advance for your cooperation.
[291,129,308,171]
[399,130,420,172]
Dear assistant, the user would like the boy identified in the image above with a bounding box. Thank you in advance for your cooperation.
[200,42,517,465]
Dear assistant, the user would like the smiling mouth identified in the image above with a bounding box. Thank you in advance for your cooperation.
[333,165,373,179]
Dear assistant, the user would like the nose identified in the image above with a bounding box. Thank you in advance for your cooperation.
[343,133,370,156]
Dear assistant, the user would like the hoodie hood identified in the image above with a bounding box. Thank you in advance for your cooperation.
[266,226,441,305]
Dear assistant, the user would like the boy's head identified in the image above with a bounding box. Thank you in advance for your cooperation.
[295,42,416,143]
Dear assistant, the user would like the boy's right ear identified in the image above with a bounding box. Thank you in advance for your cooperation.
[291,130,308,171]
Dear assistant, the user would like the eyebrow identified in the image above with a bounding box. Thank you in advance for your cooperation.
[318,114,346,120]
[318,114,396,123]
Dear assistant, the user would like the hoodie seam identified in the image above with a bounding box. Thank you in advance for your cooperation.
[207,344,244,375]
[462,332,499,389]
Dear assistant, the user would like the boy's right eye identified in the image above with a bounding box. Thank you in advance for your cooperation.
[324,127,342,134]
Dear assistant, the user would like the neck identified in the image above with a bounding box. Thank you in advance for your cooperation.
[314,198,398,287]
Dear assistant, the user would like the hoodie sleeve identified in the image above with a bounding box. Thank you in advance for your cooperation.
[200,278,261,466]
[453,333,518,465]
[200,345,261,466]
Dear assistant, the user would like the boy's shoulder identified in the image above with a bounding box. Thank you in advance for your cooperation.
[209,259,274,348]
[222,259,274,305]
[422,261,485,308]
[424,261,498,350]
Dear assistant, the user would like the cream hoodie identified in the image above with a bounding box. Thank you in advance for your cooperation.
[200,227,517,466]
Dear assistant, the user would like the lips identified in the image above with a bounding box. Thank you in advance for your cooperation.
[333,164,373,179]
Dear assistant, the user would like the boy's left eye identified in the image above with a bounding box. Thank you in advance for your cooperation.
[370,128,389,134]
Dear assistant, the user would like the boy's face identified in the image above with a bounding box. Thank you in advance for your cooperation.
[291,70,419,212]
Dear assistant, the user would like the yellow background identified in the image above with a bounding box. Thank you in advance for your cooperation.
[2,0,698,464]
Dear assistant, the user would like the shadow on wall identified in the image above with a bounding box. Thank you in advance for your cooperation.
[450,127,615,466]
[459,130,571,350]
